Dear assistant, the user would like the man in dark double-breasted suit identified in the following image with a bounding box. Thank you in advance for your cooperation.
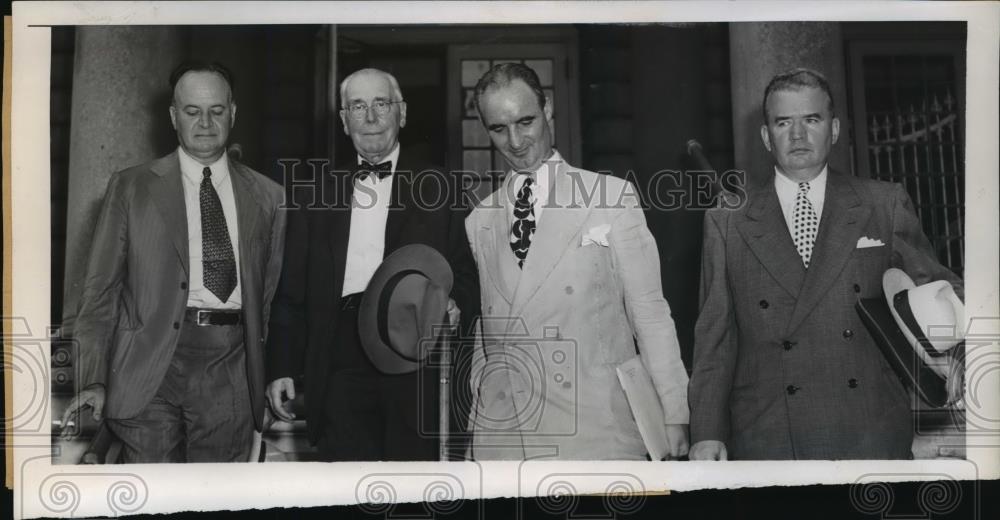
[688,68,963,460]
[265,68,479,461]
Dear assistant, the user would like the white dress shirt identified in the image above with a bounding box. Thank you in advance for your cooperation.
[509,150,560,225]
[178,147,242,309]
[774,165,828,237]
[341,143,401,296]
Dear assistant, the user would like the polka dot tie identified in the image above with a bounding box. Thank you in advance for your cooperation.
[510,176,536,269]
[201,166,237,302]
[793,181,818,268]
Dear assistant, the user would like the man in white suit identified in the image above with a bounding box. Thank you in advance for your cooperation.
[464,63,689,460]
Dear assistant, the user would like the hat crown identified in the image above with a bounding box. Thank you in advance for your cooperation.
[906,279,964,351]
[358,244,453,375]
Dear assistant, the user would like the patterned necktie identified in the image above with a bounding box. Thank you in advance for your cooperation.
[510,176,536,269]
[358,160,393,181]
[792,181,818,268]
[201,166,237,302]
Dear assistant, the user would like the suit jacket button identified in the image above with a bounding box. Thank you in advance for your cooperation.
[853,283,860,293]
[181,282,188,290]
[848,378,858,388]
[782,340,794,351]
[843,329,854,339]
[786,385,799,395]
[759,300,769,309]
[173,322,180,330]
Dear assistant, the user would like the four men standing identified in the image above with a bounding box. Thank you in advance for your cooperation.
[66,61,962,462]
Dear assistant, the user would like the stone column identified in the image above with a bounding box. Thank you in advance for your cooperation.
[729,22,851,185]
[61,26,186,333]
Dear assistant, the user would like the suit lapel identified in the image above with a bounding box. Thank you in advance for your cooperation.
[787,172,872,333]
[479,189,516,306]
[327,167,354,289]
[147,152,189,275]
[509,162,591,321]
[735,182,804,297]
[230,161,264,303]
[230,160,263,248]
[385,158,412,252]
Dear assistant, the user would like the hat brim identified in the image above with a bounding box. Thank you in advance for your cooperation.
[856,295,949,407]
[358,244,454,375]
[883,268,943,370]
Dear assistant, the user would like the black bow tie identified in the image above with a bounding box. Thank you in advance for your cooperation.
[358,160,393,181]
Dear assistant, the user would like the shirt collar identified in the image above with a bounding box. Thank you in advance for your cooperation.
[774,164,828,193]
[178,146,230,187]
[356,142,401,174]
[513,149,562,187]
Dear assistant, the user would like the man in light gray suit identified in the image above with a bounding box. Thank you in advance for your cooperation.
[688,68,962,460]
[61,62,286,462]
[464,63,689,460]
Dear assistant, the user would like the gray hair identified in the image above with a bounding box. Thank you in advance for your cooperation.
[339,68,404,108]
[762,67,835,122]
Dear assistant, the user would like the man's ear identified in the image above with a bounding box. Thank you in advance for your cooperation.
[169,105,178,130]
[230,102,237,128]
[543,94,554,124]
[759,124,772,153]
[831,116,841,145]
[398,101,407,129]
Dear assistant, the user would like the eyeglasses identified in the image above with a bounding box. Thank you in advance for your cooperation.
[344,99,403,119]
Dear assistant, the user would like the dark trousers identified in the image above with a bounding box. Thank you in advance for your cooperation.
[107,317,252,463]
[316,297,438,461]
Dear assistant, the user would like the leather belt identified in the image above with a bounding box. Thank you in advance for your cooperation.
[185,308,242,326]
[340,292,364,311]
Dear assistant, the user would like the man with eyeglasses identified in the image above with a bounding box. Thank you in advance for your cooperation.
[265,68,479,460]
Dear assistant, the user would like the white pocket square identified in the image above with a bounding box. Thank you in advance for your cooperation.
[581,224,611,247]
[856,236,885,248]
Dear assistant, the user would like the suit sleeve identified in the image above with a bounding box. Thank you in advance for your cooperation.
[889,183,964,299]
[688,208,738,445]
[610,191,690,425]
[265,190,308,382]
[447,174,481,338]
[73,172,129,391]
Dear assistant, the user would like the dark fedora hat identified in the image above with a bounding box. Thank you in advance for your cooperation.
[358,244,453,375]
[855,268,964,407]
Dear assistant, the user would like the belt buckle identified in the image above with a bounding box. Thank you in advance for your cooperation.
[196,309,212,326]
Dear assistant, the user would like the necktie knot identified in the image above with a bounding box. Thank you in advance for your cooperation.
[202,166,212,179]
[798,181,810,194]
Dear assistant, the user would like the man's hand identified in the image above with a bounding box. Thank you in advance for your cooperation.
[446,298,460,333]
[689,440,728,461]
[60,385,105,440]
[664,424,690,459]
[266,377,296,422]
